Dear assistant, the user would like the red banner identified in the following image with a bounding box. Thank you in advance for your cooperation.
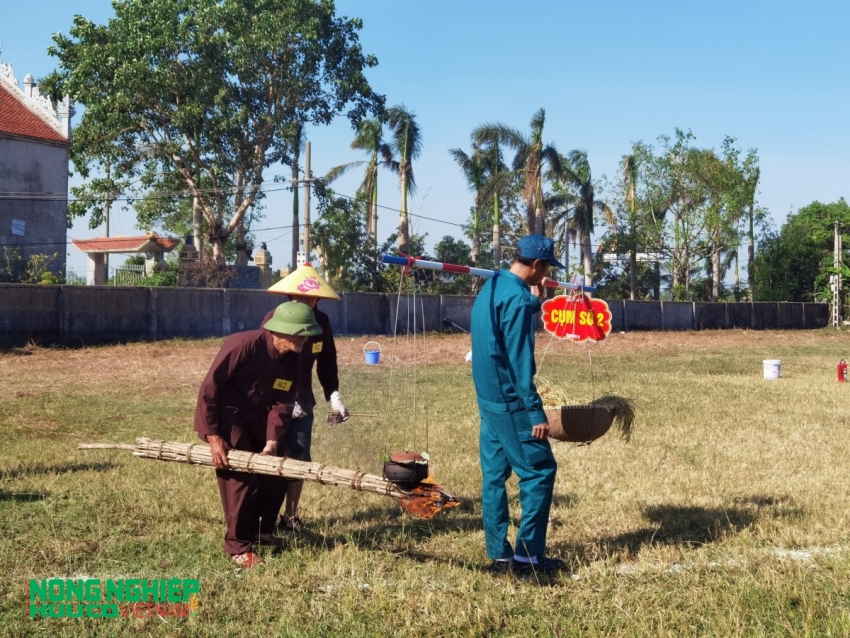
[541,295,612,342]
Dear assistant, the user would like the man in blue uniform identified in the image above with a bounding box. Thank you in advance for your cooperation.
[470,234,565,575]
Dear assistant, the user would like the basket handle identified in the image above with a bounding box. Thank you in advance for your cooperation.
[364,341,381,353]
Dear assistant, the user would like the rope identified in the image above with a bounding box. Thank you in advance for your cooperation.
[186,443,196,463]
[421,296,430,454]
[384,267,407,455]
[412,273,417,455]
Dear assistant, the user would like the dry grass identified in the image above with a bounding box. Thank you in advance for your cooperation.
[3,329,850,636]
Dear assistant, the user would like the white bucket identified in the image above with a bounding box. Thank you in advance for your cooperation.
[763,359,782,380]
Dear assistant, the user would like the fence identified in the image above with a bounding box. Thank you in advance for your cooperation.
[109,264,145,286]
[0,284,831,350]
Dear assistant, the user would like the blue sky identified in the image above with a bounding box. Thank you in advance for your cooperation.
[2,0,849,277]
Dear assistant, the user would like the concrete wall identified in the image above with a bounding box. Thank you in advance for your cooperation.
[0,135,68,277]
[0,284,833,349]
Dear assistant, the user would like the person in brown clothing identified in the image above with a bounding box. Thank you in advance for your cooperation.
[264,263,348,532]
[194,301,322,567]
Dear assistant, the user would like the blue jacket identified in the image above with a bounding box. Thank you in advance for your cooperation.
[470,269,546,425]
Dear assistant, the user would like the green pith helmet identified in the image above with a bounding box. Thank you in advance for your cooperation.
[263,301,322,337]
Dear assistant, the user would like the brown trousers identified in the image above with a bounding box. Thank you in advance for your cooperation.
[210,417,287,555]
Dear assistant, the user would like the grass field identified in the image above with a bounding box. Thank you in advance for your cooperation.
[3,329,850,636]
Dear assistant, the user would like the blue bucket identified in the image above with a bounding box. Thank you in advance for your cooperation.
[364,341,381,365]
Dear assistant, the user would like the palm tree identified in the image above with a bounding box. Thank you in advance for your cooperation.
[449,144,488,264]
[622,154,639,299]
[387,104,422,253]
[324,118,397,242]
[467,137,510,265]
[744,165,760,301]
[550,150,614,286]
[473,108,563,235]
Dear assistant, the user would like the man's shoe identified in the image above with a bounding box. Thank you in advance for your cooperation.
[488,559,516,575]
[515,555,566,574]
[231,552,263,568]
[279,516,308,533]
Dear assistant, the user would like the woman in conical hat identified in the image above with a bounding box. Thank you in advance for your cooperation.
[264,264,346,532]
[267,262,341,300]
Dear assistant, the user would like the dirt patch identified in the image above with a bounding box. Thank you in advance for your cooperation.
[2,330,848,395]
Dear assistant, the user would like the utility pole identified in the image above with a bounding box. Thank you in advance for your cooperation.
[302,141,312,265]
[833,220,842,327]
[104,163,111,283]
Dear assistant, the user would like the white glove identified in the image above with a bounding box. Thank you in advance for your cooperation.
[330,391,349,421]
[292,402,305,420]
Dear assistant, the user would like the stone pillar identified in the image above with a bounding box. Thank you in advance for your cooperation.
[86,252,105,285]
[254,248,273,289]
[178,243,199,287]
[145,251,165,276]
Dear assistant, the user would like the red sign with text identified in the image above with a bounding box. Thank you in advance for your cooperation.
[541,295,612,342]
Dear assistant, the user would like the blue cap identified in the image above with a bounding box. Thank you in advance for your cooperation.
[517,234,565,269]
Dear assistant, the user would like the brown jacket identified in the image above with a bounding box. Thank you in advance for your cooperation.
[261,305,339,413]
[194,329,300,448]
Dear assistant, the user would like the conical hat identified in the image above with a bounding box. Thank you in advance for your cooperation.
[267,263,341,300]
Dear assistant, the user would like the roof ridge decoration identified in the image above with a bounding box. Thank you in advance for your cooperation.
[0,52,71,137]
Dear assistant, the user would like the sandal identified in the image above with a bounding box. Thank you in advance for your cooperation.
[231,552,263,568]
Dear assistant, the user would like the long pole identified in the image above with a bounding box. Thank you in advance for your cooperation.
[104,163,110,283]
[834,221,841,327]
[303,141,312,262]
[381,255,596,293]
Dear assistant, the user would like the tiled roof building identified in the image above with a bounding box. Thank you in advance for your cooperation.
[0,51,72,279]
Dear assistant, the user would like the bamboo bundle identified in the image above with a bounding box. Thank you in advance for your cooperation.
[130,438,459,518]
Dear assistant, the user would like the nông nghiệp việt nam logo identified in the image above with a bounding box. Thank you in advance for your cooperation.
[27,578,200,619]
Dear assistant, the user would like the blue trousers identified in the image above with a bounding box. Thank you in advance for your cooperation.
[479,408,557,560]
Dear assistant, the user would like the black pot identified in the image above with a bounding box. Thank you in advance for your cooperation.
[382,460,429,485]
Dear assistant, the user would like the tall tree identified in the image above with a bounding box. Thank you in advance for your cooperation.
[751,199,850,302]
[549,150,614,285]
[448,144,488,264]
[473,108,563,235]
[743,163,761,300]
[325,118,397,243]
[387,104,422,253]
[622,154,640,299]
[44,0,383,263]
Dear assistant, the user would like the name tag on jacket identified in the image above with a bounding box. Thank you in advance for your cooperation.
[312,342,323,354]
[273,379,293,391]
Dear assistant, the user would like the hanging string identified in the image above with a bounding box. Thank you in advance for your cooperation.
[411,274,417,455]
[420,296,429,454]
[384,268,409,455]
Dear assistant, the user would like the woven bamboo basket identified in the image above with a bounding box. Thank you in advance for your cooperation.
[545,405,616,443]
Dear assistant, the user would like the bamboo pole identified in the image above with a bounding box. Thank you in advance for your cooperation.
[113,438,459,517]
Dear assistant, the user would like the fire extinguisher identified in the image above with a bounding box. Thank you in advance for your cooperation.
[839,358,848,383]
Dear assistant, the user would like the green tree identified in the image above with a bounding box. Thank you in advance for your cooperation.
[548,150,614,286]
[43,0,383,263]
[473,108,564,236]
[448,144,488,265]
[752,199,850,302]
[387,104,422,254]
[311,192,385,292]
[325,118,397,243]
[622,153,640,299]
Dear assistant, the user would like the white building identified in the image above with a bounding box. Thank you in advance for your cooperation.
[0,52,72,279]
